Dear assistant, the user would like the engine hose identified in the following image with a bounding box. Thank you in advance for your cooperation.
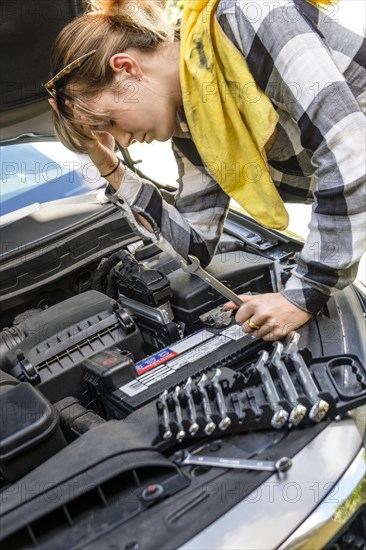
[0,326,26,372]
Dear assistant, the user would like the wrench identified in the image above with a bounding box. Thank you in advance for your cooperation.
[283,333,329,423]
[178,450,292,477]
[255,351,289,429]
[270,342,307,426]
[180,255,244,307]
[211,368,231,430]
[159,389,172,440]
[197,373,216,435]
[173,386,186,441]
[184,377,200,436]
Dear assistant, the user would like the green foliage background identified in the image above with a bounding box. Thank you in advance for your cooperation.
[167,0,185,22]
[169,0,185,10]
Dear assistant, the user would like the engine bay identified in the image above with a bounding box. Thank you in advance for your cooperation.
[1,224,365,549]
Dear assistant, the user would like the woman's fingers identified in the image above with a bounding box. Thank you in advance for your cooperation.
[94,130,115,150]
[223,293,254,310]
[48,99,119,177]
[225,293,311,341]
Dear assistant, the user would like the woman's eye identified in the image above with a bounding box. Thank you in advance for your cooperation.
[109,120,115,127]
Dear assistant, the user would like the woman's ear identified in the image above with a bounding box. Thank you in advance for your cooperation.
[109,53,142,80]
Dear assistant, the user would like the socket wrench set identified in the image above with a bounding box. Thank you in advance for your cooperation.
[155,335,366,444]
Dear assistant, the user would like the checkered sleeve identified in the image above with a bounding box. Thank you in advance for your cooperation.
[105,142,229,267]
[227,0,366,314]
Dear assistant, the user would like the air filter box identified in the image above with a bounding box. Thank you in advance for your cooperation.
[2,291,144,403]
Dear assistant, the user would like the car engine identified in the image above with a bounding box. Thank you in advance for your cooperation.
[0,232,365,550]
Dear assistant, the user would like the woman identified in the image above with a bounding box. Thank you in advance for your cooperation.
[45,0,365,341]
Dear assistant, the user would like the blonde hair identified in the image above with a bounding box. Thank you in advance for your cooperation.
[50,0,173,152]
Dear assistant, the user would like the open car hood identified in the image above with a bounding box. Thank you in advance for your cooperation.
[1,2,365,547]
[0,0,84,142]
[0,191,365,549]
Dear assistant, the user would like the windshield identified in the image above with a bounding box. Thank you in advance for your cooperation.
[0,141,105,216]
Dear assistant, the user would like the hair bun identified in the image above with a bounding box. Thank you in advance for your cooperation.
[89,0,168,18]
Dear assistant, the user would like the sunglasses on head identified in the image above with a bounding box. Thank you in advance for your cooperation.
[42,50,97,99]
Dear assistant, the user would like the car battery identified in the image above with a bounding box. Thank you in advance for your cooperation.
[167,252,273,331]
[103,324,262,416]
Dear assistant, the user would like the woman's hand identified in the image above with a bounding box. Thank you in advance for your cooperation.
[80,128,117,175]
[48,99,155,232]
[48,99,122,182]
[224,292,312,341]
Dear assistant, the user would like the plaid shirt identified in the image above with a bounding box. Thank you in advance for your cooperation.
[107,0,366,315]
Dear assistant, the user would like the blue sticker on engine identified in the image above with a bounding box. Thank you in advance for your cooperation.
[135,348,178,375]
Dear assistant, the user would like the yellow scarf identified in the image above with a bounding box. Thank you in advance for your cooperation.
[180,0,290,229]
[180,0,336,229]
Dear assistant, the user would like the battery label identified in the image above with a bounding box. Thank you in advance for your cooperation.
[134,328,215,376]
[168,335,229,371]
[221,324,255,341]
[135,349,178,375]
[120,329,228,397]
